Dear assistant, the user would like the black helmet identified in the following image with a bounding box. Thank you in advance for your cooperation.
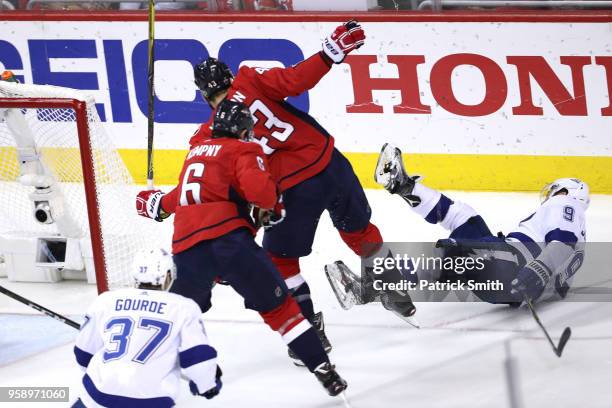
[212,100,254,140]
[194,57,234,100]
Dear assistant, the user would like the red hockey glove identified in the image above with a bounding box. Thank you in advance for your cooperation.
[253,195,286,230]
[136,189,167,222]
[322,20,366,64]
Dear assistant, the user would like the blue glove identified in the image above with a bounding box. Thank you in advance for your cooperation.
[511,260,552,301]
[189,366,222,400]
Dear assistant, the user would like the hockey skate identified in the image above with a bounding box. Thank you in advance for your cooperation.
[325,261,364,310]
[289,311,332,367]
[380,292,420,328]
[327,260,420,328]
[375,143,422,207]
[313,362,348,396]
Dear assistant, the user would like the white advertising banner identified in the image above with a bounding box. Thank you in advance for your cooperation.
[0,18,610,156]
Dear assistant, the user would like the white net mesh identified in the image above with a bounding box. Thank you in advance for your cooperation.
[0,81,168,290]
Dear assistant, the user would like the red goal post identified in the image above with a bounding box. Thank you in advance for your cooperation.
[0,97,108,291]
[0,81,168,293]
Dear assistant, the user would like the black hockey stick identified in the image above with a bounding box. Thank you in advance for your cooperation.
[436,239,572,356]
[146,0,156,189]
[0,284,80,330]
[524,295,571,357]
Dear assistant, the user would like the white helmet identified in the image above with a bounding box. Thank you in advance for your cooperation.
[132,248,177,291]
[540,178,590,207]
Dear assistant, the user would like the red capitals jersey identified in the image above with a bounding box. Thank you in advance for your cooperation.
[168,137,277,254]
[190,51,335,192]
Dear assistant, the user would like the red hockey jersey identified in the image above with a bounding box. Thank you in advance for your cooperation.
[168,137,277,254]
[161,52,334,216]
[191,51,335,191]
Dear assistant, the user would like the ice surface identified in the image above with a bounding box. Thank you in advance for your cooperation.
[1,190,611,408]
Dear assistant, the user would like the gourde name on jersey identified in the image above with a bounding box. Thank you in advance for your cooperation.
[114,297,167,314]
[74,289,217,407]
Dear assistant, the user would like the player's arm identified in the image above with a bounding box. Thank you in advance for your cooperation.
[136,123,210,219]
[235,145,278,209]
[512,205,584,300]
[252,20,365,100]
[74,299,104,370]
[178,302,222,399]
[160,187,178,214]
[235,145,285,229]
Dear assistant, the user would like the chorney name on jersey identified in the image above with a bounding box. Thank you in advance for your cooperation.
[187,144,222,160]
[74,288,217,408]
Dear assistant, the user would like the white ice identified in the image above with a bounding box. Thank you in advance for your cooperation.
[1,190,611,408]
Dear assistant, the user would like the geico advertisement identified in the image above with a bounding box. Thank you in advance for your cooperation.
[0,20,610,156]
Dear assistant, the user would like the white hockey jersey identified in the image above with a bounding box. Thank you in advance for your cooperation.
[506,194,587,300]
[74,288,217,408]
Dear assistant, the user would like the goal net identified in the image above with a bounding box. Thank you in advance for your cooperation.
[0,77,168,292]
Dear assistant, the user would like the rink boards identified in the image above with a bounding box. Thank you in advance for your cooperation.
[0,11,610,192]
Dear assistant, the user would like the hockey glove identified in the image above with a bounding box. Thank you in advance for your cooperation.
[253,195,286,230]
[189,366,223,400]
[511,259,552,301]
[136,189,168,222]
[322,20,366,64]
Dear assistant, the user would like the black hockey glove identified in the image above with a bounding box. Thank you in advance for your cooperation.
[253,195,286,230]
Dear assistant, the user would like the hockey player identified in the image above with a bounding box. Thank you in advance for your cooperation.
[136,100,347,396]
[72,248,222,408]
[328,144,588,317]
[385,145,587,304]
[144,20,384,364]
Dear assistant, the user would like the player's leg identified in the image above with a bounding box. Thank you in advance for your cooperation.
[262,175,332,357]
[324,148,383,256]
[215,229,347,395]
[171,242,216,313]
[376,143,493,240]
[375,145,523,305]
[322,149,420,322]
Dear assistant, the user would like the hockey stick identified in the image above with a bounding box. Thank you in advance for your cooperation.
[146,0,156,190]
[0,284,80,330]
[524,295,571,357]
[436,239,572,356]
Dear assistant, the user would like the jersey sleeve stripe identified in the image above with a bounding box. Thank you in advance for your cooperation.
[179,345,218,369]
[83,374,174,408]
[506,232,543,259]
[545,228,578,246]
[74,346,93,369]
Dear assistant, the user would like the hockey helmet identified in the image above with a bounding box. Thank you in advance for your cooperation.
[212,99,254,140]
[132,248,177,291]
[194,57,234,101]
[540,178,590,207]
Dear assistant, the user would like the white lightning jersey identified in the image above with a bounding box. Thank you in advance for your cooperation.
[509,195,586,245]
[74,288,217,408]
[506,194,587,299]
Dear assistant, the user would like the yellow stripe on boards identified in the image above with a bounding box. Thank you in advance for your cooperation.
[346,152,612,193]
[120,150,611,193]
[2,146,610,193]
